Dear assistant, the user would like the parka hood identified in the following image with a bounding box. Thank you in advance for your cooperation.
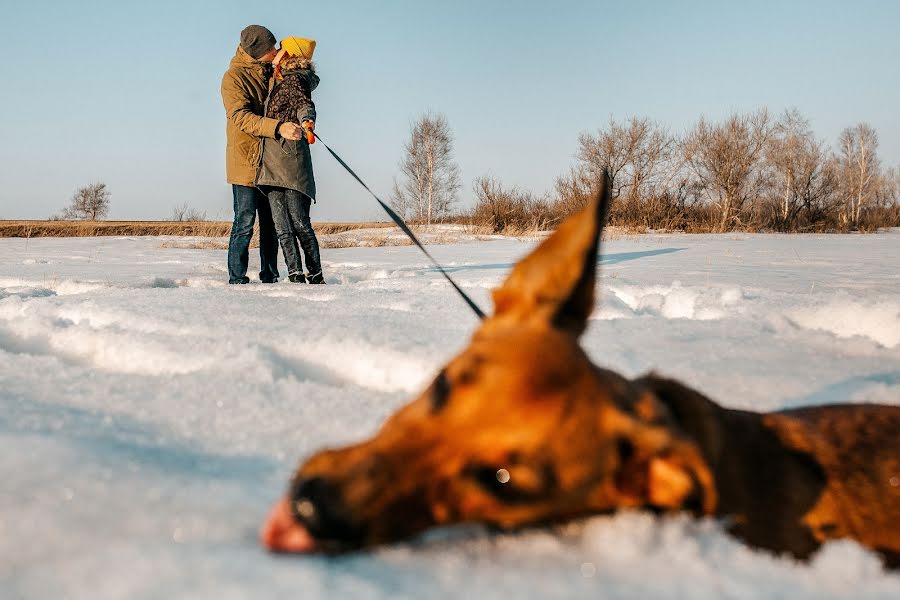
[230,45,271,70]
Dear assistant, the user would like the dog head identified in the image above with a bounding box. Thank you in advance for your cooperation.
[262,173,716,553]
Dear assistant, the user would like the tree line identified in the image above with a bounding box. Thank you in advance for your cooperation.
[51,186,210,222]
[49,109,898,232]
[392,109,899,233]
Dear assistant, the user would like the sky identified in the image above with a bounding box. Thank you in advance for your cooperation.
[0,0,898,222]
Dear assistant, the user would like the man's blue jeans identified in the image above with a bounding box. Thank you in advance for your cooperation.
[228,185,280,283]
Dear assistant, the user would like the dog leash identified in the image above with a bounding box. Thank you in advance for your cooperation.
[311,130,486,320]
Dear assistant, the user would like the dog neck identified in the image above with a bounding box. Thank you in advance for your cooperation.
[637,374,829,558]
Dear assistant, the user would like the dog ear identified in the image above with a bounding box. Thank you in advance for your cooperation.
[646,442,717,514]
[617,435,718,515]
[491,171,611,336]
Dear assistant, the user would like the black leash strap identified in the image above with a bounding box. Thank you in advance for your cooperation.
[313,131,486,320]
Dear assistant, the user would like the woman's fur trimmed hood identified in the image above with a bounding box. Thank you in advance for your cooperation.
[276,55,316,79]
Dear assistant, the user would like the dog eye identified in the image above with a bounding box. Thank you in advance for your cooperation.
[471,466,513,495]
[430,370,451,412]
[467,464,555,504]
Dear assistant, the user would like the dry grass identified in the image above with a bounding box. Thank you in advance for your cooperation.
[321,234,414,249]
[0,221,231,238]
[0,220,394,238]
[2,219,639,250]
[159,239,230,250]
[310,222,395,235]
[158,225,416,251]
[164,232,485,250]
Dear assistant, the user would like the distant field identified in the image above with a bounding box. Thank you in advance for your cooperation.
[0,220,394,238]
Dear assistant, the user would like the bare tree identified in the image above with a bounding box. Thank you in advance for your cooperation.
[836,123,881,228]
[765,109,836,230]
[624,119,675,205]
[391,113,461,224]
[576,117,675,209]
[882,166,900,205]
[62,182,111,220]
[682,110,772,231]
[170,202,208,222]
[576,118,634,199]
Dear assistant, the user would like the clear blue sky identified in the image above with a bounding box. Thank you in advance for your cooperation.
[0,0,898,221]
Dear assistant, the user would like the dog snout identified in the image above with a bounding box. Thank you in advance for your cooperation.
[290,476,364,548]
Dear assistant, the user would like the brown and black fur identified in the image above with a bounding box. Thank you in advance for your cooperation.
[262,171,900,568]
[635,376,900,566]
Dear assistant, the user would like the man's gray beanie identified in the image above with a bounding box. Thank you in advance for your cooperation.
[240,25,276,59]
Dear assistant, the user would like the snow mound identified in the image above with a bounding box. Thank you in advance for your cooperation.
[597,282,745,320]
[788,299,900,348]
[272,335,436,393]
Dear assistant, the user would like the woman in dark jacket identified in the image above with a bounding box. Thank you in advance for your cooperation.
[256,37,324,284]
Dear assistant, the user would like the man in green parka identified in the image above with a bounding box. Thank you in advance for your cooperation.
[221,25,303,284]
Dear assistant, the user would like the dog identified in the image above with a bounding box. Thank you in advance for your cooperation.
[261,173,900,568]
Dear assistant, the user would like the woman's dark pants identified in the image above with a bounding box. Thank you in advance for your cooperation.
[227,184,280,283]
[263,187,322,277]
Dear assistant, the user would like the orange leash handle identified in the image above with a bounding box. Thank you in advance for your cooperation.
[303,121,315,145]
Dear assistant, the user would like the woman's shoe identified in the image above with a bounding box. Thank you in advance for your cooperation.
[288,273,307,283]
[307,272,325,284]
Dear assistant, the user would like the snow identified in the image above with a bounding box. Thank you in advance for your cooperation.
[1,231,898,599]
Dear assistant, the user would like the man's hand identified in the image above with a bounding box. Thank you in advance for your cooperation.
[278,122,303,141]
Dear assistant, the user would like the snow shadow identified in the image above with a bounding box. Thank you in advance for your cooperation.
[600,247,686,265]
[254,345,350,388]
[782,371,900,409]
[427,248,685,275]
[2,397,278,483]
[146,277,180,289]
[0,285,57,300]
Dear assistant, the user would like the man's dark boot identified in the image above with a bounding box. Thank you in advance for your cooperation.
[307,272,325,284]
[289,273,306,283]
[261,277,279,284]
[229,277,250,285]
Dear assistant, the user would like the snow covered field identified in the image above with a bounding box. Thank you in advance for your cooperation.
[1,231,898,599]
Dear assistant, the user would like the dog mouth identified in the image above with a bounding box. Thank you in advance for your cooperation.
[259,493,368,554]
[260,498,318,553]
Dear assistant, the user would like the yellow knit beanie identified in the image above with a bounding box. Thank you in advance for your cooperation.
[280,37,316,59]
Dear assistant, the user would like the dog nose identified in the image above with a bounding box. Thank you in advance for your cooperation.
[290,476,361,545]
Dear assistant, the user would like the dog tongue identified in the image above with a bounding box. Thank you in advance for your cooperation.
[260,498,316,553]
